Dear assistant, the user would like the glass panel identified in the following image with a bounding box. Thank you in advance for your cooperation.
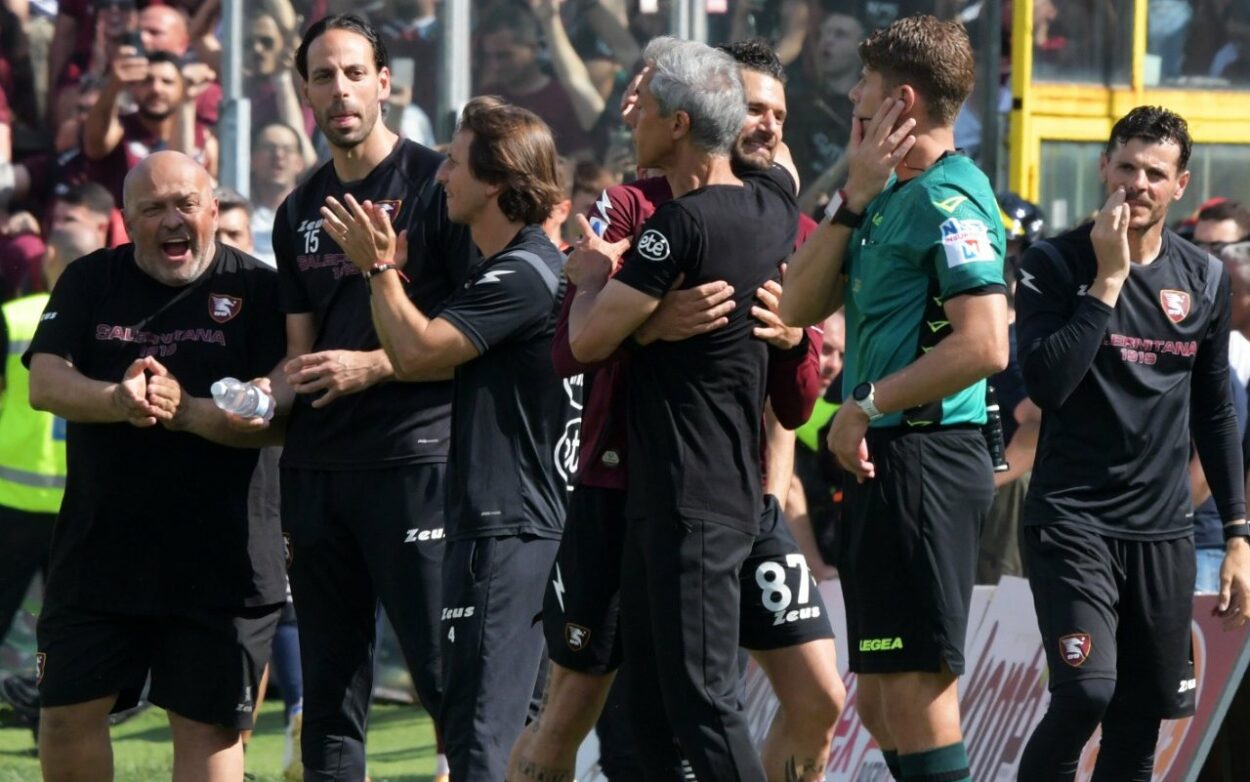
[1037,141,1105,234]
[1030,1,1133,85]
[1038,140,1250,235]
[1147,0,1250,89]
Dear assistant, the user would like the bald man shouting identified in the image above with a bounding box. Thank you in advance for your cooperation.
[25,151,287,782]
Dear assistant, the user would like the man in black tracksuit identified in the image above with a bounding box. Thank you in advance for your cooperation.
[1017,105,1250,782]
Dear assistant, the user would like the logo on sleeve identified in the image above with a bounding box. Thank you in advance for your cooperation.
[940,218,996,268]
[932,195,969,213]
[589,190,613,237]
[1059,633,1092,667]
[208,294,242,323]
[475,269,516,285]
[374,199,403,223]
[636,229,671,262]
[1159,289,1192,324]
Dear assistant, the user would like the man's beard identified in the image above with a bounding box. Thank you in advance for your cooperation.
[730,142,772,174]
[139,105,173,122]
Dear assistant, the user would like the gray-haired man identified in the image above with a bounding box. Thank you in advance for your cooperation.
[566,36,800,781]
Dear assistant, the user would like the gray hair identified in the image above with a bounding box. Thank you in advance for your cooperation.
[1220,241,1250,285]
[642,36,745,155]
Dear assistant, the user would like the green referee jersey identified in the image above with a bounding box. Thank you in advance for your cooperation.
[843,153,1006,428]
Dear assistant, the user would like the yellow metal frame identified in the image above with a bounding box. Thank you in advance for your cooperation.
[1008,0,1250,200]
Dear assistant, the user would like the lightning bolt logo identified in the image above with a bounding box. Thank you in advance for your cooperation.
[588,190,613,237]
[594,190,613,218]
[552,564,567,613]
[1019,268,1041,294]
[475,269,516,285]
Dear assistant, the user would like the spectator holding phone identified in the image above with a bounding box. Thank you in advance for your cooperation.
[83,47,218,208]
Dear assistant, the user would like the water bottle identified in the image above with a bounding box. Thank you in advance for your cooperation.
[210,377,275,421]
[982,385,1010,473]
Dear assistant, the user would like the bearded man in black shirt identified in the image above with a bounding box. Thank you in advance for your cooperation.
[325,96,574,782]
[25,150,286,782]
[1016,105,1250,781]
[251,15,471,781]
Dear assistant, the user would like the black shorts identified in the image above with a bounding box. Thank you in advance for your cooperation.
[544,486,626,674]
[838,427,993,675]
[1023,522,1197,718]
[739,495,834,650]
[545,488,835,674]
[37,600,281,729]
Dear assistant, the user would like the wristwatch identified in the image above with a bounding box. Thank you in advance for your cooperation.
[851,381,884,422]
[824,189,865,229]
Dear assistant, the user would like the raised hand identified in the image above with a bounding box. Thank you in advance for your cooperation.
[1091,187,1132,285]
[321,194,398,272]
[565,213,630,288]
[843,98,916,211]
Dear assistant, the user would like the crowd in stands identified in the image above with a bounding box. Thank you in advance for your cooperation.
[0,0,1029,304]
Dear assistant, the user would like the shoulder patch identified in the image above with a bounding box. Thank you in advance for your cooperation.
[932,195,969,213]
[636,229,671,262]
[940,218,996,268]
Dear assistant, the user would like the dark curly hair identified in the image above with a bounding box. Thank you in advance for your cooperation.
[1106,106,1192,170]
[458,97,563,226]
[716,38,786,83]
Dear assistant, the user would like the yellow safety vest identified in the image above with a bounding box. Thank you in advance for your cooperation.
[796,397,839,452]
[0,294,66,513]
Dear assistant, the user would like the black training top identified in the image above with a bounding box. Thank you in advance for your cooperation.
[23,244,287,612]
[274,139,473,469]
[613,165,798,533]
[1017,223,1246,539]
[436,225,575,541]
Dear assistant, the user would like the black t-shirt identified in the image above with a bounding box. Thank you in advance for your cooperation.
[436,225,575,541]
[1017,225,1246,539]
[613,166,798,532]
[1195,374,1249,547]
[274,139,474,469]
[22,244,286,612]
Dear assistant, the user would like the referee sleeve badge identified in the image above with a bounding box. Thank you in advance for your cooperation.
[940,218,996,268]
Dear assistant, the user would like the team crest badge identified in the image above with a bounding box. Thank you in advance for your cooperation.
[375,200,403,223]
[209,294,242,323]
[564,623,591,652]
[1059,633,1092,667]
[1159,290,1191,324]
[35,652,46,684]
